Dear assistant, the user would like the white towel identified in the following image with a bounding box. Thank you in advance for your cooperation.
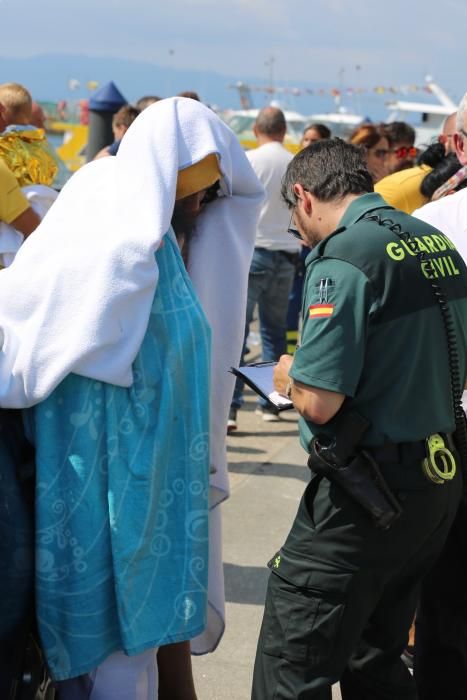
[0,98,264,410]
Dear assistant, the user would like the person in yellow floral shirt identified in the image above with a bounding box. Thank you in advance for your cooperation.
[0,82,59,187]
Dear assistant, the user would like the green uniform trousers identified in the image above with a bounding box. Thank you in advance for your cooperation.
[252,466,461,700]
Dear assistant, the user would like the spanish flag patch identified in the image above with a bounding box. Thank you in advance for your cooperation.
[309,303,334,318]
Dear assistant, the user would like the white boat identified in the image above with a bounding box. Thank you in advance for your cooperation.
[223,77,456,151]
[385,77,457,146]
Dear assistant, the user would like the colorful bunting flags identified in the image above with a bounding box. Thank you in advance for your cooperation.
[228,83,434,98]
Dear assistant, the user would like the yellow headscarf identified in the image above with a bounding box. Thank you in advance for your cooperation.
[176,153,221,200]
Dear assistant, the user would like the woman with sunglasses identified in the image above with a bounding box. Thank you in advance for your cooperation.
[348,123,391,183]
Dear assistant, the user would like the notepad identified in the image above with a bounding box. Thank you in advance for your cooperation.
[230,362,294,411]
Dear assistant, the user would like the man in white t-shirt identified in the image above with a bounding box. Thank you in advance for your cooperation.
[412,91,467,700]
[229,107,301,429]
[414,186,467,258]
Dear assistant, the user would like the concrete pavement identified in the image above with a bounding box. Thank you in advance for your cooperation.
[192,387,341,699]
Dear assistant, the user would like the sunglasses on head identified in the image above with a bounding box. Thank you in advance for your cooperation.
[393,146,417,159]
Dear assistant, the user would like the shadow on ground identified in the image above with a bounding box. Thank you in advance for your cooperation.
[230,429,298,439]
[227,444,266,455]
[224,562,270,605]
[228,461,309,482]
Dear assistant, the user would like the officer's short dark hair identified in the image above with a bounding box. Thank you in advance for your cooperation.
[255,107,286,136]
[281,137,374,206]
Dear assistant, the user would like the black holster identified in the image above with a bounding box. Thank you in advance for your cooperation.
[308,443,402,529]
[307,411,402,529]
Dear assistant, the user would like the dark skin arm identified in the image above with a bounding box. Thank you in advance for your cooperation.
[10,206,41,238]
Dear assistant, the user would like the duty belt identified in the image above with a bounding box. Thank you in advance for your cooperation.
[370,433,457,484]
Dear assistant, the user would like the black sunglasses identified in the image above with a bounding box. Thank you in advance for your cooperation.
[287,208,302,240]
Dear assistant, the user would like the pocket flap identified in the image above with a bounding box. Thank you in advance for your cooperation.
[268,550,353,601]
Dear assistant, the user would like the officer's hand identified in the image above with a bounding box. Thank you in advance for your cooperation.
[274,354,293,395]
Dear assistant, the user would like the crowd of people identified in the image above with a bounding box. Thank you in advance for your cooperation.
[1,78,467,700]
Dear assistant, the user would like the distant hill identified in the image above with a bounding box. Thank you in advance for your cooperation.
[0,53,388,118]
[0,53,282,109]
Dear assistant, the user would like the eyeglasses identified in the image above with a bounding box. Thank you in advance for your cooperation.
[392,146,417,159]
[287,209,302,240]
[368,148,389,159]
[460,128,467,140]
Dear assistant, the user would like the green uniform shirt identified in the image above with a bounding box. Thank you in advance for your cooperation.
[290,192,467,449]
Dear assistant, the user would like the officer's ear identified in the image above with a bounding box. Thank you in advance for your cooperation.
[293,184,313,216]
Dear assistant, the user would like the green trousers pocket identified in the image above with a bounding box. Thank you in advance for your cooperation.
[261,570,349,665]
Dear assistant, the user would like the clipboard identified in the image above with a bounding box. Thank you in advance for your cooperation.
[230,361,294,411]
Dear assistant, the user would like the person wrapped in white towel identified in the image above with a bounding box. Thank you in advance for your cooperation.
[0,97,264,700]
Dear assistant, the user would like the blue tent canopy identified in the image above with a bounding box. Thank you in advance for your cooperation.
[89,81,127,112]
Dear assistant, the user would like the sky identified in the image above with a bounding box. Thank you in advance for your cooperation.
[0,0,466,115]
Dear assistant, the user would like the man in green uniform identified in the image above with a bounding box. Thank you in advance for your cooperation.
[251,138,467,700]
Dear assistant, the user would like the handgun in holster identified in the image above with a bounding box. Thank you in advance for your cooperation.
[307,411,403,529]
